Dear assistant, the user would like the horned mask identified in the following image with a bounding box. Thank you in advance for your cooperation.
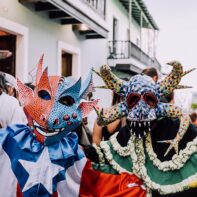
[94,62,195,156]
[17,55,98,144]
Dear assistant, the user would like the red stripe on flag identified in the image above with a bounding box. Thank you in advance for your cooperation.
[17,184,23,197]
[79,160,146,197]
[17,183,58,197]
[51,191,58,197]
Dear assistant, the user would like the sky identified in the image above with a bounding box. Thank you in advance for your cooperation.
[144,0,197,91]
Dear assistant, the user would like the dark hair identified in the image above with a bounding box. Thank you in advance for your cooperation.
[165,92,174,103]
[87,92,93,100]
[160,92,174,103]
[142,67,158,79]
[0,73,8,94]
[190,113,197,123]
[112,92,122,105]
[25,82,35,90]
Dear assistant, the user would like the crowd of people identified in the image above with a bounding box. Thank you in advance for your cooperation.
[1,66,197,141]
[1,53,197,196]
[0,51,197,197]
[0,72,27,128]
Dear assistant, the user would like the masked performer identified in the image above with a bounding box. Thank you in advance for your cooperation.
[84,62,197,196]
[0,55,101,197]
[0,55,147,197]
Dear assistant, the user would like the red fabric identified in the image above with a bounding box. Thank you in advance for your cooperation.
[79,161,146,197]
[17,184,23,197]
[17,184,58,197]
[51,192,58,197]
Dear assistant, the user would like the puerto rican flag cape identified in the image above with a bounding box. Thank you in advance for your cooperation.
[0,124,146,197]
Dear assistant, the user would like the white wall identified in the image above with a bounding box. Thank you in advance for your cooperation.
[0,0,112,108]
[106,0,141,43]
[0,0,84,77]
[0,0,157,109]
[105,0,156,59]
[106,0,129,41]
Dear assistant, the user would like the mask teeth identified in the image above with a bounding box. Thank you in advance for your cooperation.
[148,127,151,132]
[139,122,141,127]
[130,122,133,127]
[148,121,150,126]
[138,134,141,139]
[134,122,136,127]
[144,131,146,136]
[144,122,146,126]
[130,128,133,134]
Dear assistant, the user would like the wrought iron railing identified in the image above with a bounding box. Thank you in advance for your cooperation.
[108,40,161,69]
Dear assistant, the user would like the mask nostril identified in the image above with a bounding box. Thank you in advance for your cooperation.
[72,113,77,119]
[63,115,70,121]
[40,114,46,122]
[67,121,73,126]
[53,118,59,125]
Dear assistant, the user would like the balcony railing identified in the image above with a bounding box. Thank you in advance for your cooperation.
[82,0,106,18]
[108,40,160,69]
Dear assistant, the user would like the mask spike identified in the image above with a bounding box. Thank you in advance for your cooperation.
[17,79,34,106]
[158,61,183,97]
[35,54,44,86]
[176,85,193,89]
[37,67,51,93]
[182,68,196,77]
[94,85,109,89]
[93,65,125,94]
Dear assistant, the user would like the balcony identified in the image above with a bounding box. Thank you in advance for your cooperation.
[82,0,106,19]
[108,40,161,70]
[19,0,108,38]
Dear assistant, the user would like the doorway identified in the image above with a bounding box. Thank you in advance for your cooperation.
[61,51,72,77]
[0,30,16,76]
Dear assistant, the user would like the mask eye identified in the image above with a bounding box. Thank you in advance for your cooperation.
[143,92,158,108]
[126,93,141,109]
[59,96,75,106]
[38,90,51,100]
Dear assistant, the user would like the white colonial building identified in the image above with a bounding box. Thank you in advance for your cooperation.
[0,0,160,107]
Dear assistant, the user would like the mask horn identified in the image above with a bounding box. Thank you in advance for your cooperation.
[158,61,183,97]
[37,67,51,93]
[79,71,94,99]
[61,77,82,100]
[182,68,196,77]
[92,65,125,95]
[35,54,44,86]
[17,79,34,106]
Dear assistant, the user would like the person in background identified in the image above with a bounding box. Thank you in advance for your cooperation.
[190,113,197,127]
[160,91,175,104]
[142,67,175,104]
[4,72,18,98]
[142,67,159,83]
[92,92,126,145]
[77,92,93,145]
[24,82,35,90]
[0,73,27,128]
[0,50,12,60]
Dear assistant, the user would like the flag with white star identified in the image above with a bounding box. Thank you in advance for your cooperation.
[0,126,87,197]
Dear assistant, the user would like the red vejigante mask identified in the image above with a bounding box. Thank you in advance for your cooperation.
[17,55,98,144]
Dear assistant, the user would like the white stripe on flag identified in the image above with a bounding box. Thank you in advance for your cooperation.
[0,145,17,197]
[57,157,87,197]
